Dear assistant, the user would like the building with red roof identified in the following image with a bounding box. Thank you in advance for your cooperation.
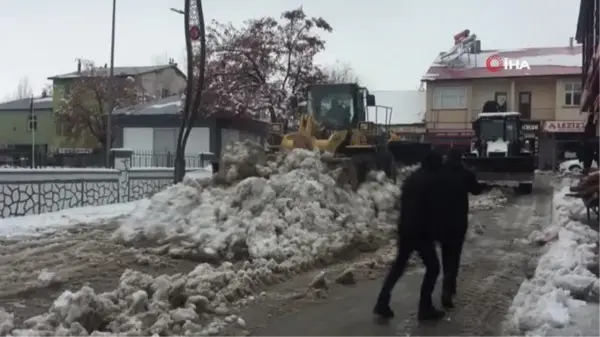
[420,30,586,169]
[576,0,599,138]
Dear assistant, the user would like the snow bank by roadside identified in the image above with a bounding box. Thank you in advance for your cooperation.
[505,186,599,336]
[2,142,400,336]
[0,201,149,239]
[114,146,400,263]
[1,142,511,337]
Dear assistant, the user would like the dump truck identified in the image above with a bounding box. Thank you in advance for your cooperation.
[463,111,535,194]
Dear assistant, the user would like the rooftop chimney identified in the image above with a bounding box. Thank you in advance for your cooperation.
[77,59,81,73]
[569,37,574,47]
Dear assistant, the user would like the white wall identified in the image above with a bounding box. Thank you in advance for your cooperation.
[123,128,153,151]
[124,127,210,154]
[186,127,210,154]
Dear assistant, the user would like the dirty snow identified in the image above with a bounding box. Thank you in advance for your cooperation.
[0,141,512,336]
[505,185,599,336]
[0,201,149,239]
[0,142,401,336]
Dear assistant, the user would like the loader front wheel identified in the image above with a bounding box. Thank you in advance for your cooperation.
[516,183,533,195]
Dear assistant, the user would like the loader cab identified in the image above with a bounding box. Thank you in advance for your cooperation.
[471,112,522,157]
[292,83,376,130]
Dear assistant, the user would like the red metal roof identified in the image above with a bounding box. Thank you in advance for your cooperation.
[423,46,582,81]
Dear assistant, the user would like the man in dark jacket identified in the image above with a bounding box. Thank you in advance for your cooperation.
[439,148,482,309]
[373,150,446,322]
[577,139,594,173]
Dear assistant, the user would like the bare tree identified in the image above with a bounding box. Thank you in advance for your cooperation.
[323,61,361,84]
[152,53,173,65]
[41,83,53,98]
[8,77,34,100]
[55,60,150,147]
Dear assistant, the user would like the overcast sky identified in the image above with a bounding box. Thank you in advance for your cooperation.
[0,0,582,99]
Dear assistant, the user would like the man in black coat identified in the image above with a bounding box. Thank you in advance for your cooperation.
[438,148,482,309]
[373,150,446,322]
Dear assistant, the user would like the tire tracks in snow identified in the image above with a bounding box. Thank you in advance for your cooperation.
[0,222,199,325]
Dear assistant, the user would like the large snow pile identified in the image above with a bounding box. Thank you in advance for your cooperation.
[505,186,599,336]
[114,144,400,262]
[0,143,401,336]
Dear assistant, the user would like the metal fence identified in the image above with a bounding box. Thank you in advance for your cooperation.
[129,150,214,168]
[0,149,214,169]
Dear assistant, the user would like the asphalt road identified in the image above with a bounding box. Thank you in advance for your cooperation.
[240,183,553,336]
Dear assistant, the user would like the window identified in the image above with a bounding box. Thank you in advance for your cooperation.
[27,115,37,132]
[161,88,169,98]
[433,87,467,109]
[564,83,582,106]
[479,119,505,141]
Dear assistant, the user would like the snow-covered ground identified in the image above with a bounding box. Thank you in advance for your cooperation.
[0,142,512,336]
[505,183,599,336]
[0,201,149,239]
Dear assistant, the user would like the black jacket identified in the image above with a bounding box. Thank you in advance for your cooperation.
[439,149,482,236]
[398,151,444,241]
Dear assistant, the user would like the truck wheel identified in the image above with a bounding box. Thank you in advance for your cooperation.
[517,183,533,195]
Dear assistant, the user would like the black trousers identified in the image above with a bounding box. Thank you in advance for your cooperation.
[376,236,440,308]
[440,232,466,296]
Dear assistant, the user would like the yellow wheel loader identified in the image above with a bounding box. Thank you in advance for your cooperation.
[268,83,396,189]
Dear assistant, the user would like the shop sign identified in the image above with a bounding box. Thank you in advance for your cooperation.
[521,121,539,132]
[542,121,585,133]
[56,148,95,154]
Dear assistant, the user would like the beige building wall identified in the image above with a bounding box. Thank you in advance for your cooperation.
[555,77,587,121]
[425,75,586,131]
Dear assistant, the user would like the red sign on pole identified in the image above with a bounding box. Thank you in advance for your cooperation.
[189,25,200,41]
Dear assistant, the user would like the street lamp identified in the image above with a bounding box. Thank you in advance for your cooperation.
[170,8,184,15]
[105,0,116,167]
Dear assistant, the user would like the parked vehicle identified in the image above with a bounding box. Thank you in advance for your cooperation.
[558,159,598,173]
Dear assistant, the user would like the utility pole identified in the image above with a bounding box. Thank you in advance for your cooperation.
[29,97,36,168]
[105,0,116,167]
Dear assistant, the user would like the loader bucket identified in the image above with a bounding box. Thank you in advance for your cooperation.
[463,155,535,182]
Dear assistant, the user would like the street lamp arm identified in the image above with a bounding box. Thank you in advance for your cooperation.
[170,8,185,15]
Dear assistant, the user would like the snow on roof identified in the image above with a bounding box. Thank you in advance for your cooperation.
[477,112,521,118]
[48,64,184,80]
[367,90,425,125]
[423,46,582,81]
[0,97,53,111]
[113,95,182,115]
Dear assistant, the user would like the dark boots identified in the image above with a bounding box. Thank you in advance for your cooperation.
[441,293,455,309]
[373,293,395,319]
[418,297,445,322]
[441,275,457,309]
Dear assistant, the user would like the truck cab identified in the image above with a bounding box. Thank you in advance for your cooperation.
[464,111,535,194]
[469,112,528,157]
